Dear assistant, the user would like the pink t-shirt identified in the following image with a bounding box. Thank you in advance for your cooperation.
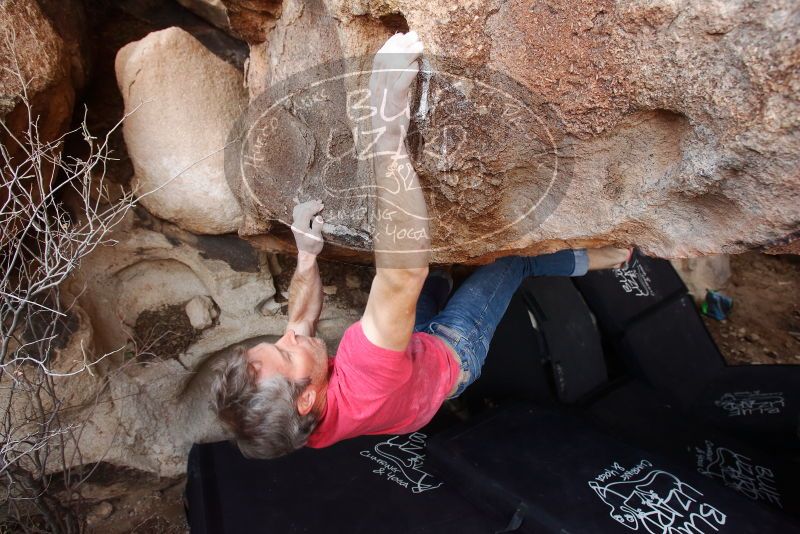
[306,321,460,448]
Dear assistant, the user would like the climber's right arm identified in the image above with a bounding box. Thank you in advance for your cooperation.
[361,31,430,352]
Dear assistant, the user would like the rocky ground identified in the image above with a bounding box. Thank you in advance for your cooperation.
[78,465,186,533]
[703,253,800,366]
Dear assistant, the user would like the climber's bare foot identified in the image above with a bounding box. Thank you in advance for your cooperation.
[587,247,633,270]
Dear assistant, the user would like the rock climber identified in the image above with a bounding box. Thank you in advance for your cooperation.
[211,31,630,458]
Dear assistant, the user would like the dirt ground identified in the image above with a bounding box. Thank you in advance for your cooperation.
[76,465,186,533]
[702,252,800,366]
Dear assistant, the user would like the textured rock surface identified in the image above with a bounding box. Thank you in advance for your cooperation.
[225,0,799,261]
[176,0,281,43]
[175,0,232,34]
[672,255,732,301]
[46,210,361,476]
[116,26,247,235]
[186,295,217,330]
[0,0,85,162]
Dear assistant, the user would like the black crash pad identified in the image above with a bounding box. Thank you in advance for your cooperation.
[427,404,800,533]
[520,277,607,403]
[572,251,686,335]
[689,365,800,453]
[583,379,800,516]
[461,282,556,409]
[185,417,500,534]
[463,276,607,409]
[619,294,725,406]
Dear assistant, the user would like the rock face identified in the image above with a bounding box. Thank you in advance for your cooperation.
[115,27,247,235]
[175,0,233,34]
[222,0,800,261]
[176,0,281,43]
[186,295,218,330]
[672,255,732,302]
[0,0,85,164]
[51,210,360,476]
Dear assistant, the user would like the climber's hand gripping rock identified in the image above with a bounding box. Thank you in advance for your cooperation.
[291,200,325,256]
[369,31,424,141]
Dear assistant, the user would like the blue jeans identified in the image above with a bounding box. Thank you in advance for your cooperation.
[414,250,589,397]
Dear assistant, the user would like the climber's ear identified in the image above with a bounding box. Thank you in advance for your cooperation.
[296,385,316,416]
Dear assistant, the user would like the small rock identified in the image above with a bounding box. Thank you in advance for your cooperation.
[260,299,282,316]
[87,501,114,523]
[345,274,361,289]
[744,332,760,343]
[185,295,215,330]
[765,350,779,359]
[737,327,747,337]
[322,285,338,295]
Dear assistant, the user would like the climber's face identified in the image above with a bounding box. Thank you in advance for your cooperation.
[246,331,329,388]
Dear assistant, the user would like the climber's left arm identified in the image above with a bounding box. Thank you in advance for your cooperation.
[286,200,325,337]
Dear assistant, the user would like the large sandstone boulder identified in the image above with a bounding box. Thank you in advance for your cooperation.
[224,0,799,262]
[116,26,247,235]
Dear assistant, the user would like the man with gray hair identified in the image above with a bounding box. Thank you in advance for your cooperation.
[212,32,630,459]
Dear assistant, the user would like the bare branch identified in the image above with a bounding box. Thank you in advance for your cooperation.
[0,28,137,532]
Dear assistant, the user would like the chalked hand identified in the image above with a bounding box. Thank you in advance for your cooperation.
[369,31,424,141]
[291,200,325,256]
